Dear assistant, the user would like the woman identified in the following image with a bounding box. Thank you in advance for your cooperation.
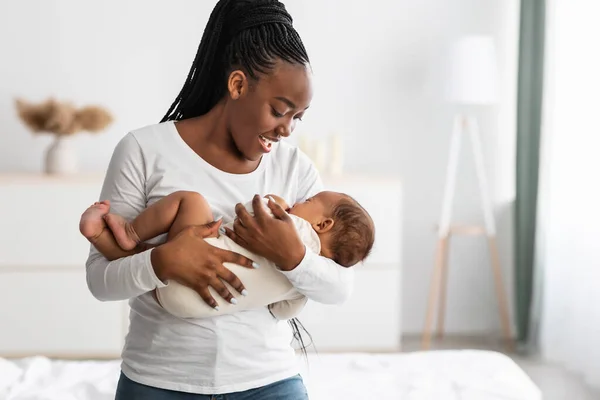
[85,0,353,398]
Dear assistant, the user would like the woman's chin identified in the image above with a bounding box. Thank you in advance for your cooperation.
[234,143,262,162]
[243,150,264,163]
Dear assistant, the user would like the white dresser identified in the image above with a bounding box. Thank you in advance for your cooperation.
[0,173,401,358]
[0,174,128,358]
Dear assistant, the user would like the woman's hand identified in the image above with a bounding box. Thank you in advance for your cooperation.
[225,195,306,271]
[151,220,257,309]
[265,194,290,211]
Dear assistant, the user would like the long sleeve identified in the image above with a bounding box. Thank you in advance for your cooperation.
[85,133,167,301]
[277,150,355,305]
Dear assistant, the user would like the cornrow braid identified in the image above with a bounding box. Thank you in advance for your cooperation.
[161,0,309,122]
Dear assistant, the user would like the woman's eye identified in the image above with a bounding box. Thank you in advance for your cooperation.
[294,115,303,121]
[271,107,284,118]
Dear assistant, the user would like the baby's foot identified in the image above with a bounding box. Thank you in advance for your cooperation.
[104,213,140,251]
[80,201,110,243]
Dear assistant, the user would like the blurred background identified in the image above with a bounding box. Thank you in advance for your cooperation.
[0,1,598,399]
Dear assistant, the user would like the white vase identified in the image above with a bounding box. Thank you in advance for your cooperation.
[45,136,78,175]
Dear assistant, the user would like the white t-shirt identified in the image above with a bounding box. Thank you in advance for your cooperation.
[85,121,354,394]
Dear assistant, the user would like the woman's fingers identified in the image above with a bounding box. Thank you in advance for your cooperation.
[251,194,269,221]
[231,218,249,240]
[192,219,222,237]
[229,221,252,250]
[234,203,255,228]
[194,286,219,310]
[224,227,241,246]
[209,277,236,305]
[266,196,291,221]
[215,245,259,269]
[216,266,247,297]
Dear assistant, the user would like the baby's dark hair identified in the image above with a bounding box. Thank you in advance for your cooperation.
[328,195,375,267]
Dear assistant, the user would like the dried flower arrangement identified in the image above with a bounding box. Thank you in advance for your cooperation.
[15,98,113,136]
[14,98,114,174]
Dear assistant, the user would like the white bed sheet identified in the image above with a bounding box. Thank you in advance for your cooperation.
[0,350,541,400]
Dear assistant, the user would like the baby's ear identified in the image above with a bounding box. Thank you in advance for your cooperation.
[315,218,335,233]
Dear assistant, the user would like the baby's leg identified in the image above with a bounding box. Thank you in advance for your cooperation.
[80,201,139,261]
[104,190,215,251]
[163,191,215,240]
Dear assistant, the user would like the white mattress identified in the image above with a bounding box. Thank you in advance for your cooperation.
[0,350,541,400]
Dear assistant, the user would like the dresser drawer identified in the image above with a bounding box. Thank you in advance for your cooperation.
[0,269,126,357]
[0,180,102,267]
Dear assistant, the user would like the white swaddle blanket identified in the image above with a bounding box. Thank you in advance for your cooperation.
[156,199,321,320]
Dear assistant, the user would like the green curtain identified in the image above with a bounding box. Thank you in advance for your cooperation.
[515,0,546,344]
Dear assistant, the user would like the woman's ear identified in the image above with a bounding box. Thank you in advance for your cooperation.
[313,218,334,233]
[227,70,247,100]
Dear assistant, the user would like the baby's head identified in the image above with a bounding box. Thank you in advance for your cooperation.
[289,191,375,267]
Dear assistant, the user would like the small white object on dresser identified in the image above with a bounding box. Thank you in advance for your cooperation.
[0,173,402,358]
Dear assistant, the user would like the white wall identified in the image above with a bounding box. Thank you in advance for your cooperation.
[0,0,519,335]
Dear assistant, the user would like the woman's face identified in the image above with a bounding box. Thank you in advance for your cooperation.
[225,60,313,161]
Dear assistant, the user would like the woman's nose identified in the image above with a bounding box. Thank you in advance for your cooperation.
[276,119,294,138]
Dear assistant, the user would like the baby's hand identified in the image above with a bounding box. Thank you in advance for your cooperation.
[264,194,290,212]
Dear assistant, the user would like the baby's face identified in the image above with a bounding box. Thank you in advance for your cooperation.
[288,191,344,224]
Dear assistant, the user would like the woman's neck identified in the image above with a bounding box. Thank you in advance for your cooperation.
[175,103,261,174]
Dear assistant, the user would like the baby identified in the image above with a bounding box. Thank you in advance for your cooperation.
[80,190,375,320]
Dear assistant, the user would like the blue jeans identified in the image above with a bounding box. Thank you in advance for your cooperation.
[115,372,309,400]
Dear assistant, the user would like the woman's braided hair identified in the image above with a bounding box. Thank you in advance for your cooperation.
[161,0,310,122]
[162,0,314,356]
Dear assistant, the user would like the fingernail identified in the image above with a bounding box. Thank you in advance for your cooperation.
[268,196,275,203]
[230,298,238,305]
[252,262,260,269]
[214,306,220,311]
[241,289,248,296]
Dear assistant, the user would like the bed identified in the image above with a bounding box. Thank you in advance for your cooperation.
[0,350,541,400]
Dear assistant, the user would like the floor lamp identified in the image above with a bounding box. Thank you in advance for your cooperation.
[422,36,513,350]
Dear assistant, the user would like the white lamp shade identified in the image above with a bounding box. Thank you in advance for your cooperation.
[445,35,498,105]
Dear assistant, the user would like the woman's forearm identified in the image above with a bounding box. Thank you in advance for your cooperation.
[86,246,167,302]
[150,244,171,281]
[85,132,168,302]
[278,248,355,305]
[274,242,306,271]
